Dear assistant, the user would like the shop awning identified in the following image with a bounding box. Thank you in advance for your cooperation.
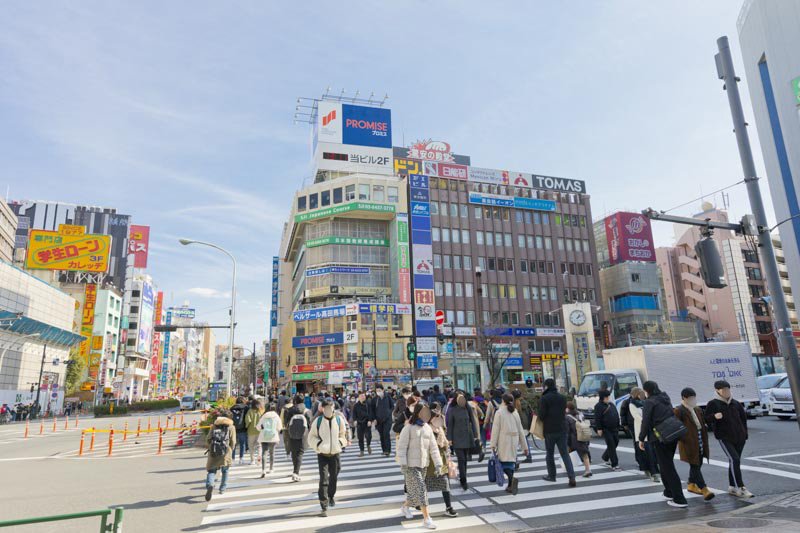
[0,310,86,347]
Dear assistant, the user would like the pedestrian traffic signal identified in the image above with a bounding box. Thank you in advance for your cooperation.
[695,236,727,289]
[406,342,416,361]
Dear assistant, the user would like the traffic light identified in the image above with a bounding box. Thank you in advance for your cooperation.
[154,325,178,332]
[406,342,416,361]
[695,236,727,289]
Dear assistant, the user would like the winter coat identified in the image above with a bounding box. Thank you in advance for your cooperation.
[230,403,249,431]
[245,408,265,436]
[353,400,372,424]
[566,411,590,457]
[205,417,236,470]
[426,423,450,477]
[674,405,710,465]
[283,404,312,453]
[276,394,288,413]
[484,399,501,428]
[538,388,567,435]
[446,404,480,449]
[704,397,748,444]
[430,392,447,407]
[639,392,675,443]
[489,404,527,463]
[620,398,634,431]
[308,414,348,455]
[518,401,533,431]
[370,394,394,423]
[593,401,620,432]
[629,400,645,442]
[256,411,283,443]
[397,422,442,470]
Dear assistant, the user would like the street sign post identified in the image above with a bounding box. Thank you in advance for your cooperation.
[435,310,445,325]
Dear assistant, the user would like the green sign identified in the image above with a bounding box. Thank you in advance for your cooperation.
[291,371,328,381]
[306,236,390,248]
[295,201,396,223]
[793,77,800,106]
[397,220,409,244]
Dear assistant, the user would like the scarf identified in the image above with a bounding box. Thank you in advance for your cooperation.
[681,400,702,429]
[414,419,425,427]
[715,392,732,405]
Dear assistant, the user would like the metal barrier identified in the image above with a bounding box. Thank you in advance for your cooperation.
[0,507,123,532]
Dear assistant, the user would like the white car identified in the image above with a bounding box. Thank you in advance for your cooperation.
[757,373,787,415]
[768,377,796,420]
[179,396,196,411]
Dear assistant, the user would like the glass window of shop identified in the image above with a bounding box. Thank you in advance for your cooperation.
[376,314,389,330]
[373,184,385,202]
[333,188,343,204]
[361,313,373,327]
[297,196,307,212]
[321,190,331,207]
[377,343,389,361]
[296,321,306,336]
[392,314,402,330]
[388,186,399,203]
[392,343,403,360]
[296,349,306,364]
[359,184,370,200]
[346,185,356,201]
[320,346,331,362]
[307,347,318,363]
[309,193,318,210]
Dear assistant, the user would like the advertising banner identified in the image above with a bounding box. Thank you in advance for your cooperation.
[532,175,586,193]
[292,304,357,321]
[137,282,154,355]
[80,284,97,370]
[422,161,468,180]
[151,291,163,391]
[394,146,470,166]
[409,174,437,337]
[315,142,393,176]
[160,310,171,391]
[306,266,371,277]
[128,225,150,268]
[573,333,590,381]
[315,102,391,148]
[171,307,196,319]
[358,303,412,315]
[271,256,279,328]
[468,167,509,185]
[26,225,111,272]
[295,200,395,223]
[306,236,389,248]
[605,212,655,264]
[416,354,438,370]
[291,332,345,348]
[468,192,556,212]
[394,157,423,177]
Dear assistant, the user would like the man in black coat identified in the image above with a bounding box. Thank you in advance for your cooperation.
[593,390,621,470]
[369,384,394,456]
[538,379,576,486]
[704,380,753,498]
[353,392,374,456]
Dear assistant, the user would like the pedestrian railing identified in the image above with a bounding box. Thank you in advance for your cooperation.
[0,507,123,532]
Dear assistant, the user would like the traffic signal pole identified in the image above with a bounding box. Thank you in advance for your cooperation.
[716,36,800,429]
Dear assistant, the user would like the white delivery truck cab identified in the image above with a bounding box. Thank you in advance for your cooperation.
[576,342,760,424]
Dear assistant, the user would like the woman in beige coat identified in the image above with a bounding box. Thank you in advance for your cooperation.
[489,393,529,494]
[397,403,441,530]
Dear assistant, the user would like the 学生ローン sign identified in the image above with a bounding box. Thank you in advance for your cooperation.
[26,225,111,272]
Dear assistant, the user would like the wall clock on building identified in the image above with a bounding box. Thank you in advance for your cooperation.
[569,309,587,326]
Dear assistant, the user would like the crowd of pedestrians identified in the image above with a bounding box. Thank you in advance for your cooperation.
[201,378,754,528]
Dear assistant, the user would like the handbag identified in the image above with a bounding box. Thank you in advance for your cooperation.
[653,415,687,444]
[448,460,458,480]
[530,413,545,440]
[488,454,497,483]
[493,452,505,487]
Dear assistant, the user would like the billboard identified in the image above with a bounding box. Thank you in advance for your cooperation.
[137,282,154,355]
[315,142,393,175]
[295,200,395,223]
[422,161,468,180]
[80,284,97,371]
[605,212,656,264]
[468,192,556,212]
[408,174,437,337]
[128,225,150,268]
[150,291,163,390]
[316,102,392,148]
[171,307,195,319]
[291,332,347,348]
[26,225,111,272]
[396,213,411,304]
[271,256,279,328]
[468,167,509,185]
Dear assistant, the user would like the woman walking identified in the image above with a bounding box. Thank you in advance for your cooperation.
[426,403,458,518]
[397,403,441,530]
[257,403,282,477]
[489,393,529,495]
[244,399,265,465]
[446,392,481,491]
[674,388,714,501]
[565,401,592,478]
[639,381,688,508]
[629,388,661,483]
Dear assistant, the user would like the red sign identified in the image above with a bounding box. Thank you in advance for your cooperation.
[605,212,655,265]
[398,273,411,304]
[414,289,434,305]
[128,225,150,268]
[421,161,468,180]
[292,362,348,373]
[435,310,445,325]
[408,139,455,162]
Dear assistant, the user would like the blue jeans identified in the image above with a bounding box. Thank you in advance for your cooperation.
[545,432,575,480]
[206,466,229,491]
[232,430,247,460]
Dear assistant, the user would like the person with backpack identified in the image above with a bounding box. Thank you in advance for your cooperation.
[257,403,282,477]
[538,379,576,486]
[370,384,394,456]
[639,381,688,508]
[674,388,714,501]
[308,399,348,517]
[204,413,236,501]
[593,390,621,471]
[283,394,311,482]
[704,380,753,499]
[446,392,481,491]
[629,387,661,483]
[490,393,529,495]
[566,401,592,477]
[244,399,265,465]
[229,397,249,464]
[483,389,502,442]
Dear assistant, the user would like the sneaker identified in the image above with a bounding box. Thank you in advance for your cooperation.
[604,461,613,468]
[739,487,754,499]
[568,478,576,488]
[523,455,533,463]
[330,498,336,507]
[248,460,255,465]
[204,486,213,502]
[582,472,593,478]
[318,508,328,517]
[400,505,414,519]
[611,466,623,472]
[728,486,742,497]
[260,473,265,479]
[368,446,372,454]
[652,473,661,483]
[511,477,519,495]
[444,507,458,518]
[423,517,437,530]
[296,475,302,482]
[359,451,364,457]
[268,468,273,474]
[219,488,226,495]
[667,500,688,508]
[662,491,673,501]
[541,476,556,482]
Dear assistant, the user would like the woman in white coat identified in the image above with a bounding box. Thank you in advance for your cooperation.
[397,403,441,530]
[489,393,529,495]
[257,403,283,477]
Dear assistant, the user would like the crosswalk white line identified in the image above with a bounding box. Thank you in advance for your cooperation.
[491,478,661,505]
[513,490,704,519]
[349,515,486,533]
[474,468,631,494]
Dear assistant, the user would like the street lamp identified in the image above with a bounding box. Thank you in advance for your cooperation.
[179,238,237,397]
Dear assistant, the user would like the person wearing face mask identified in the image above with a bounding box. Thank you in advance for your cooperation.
[490,393,529,495]
[397,403,442,530]
[393,386,414,434]
[370,384,395,456]
[353,392,374,456]
[446,392,481,491]
[674,388,714,502]
[308,399,348,517]
[425,403,458,518]
[345,394,357,440]
[704,380,752,499]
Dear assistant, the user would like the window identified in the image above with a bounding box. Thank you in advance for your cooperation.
[373,185,385,202]
[476,232,484,245]
[430,202,438,215]
[550,287,558,300]
[557,238,564,251]
[453,255,462,269]
[455,283,464,297]
[488,257,496,271]
[569,263,576,275]
[518,235,526,248]
[433,254,442,269]
[321,190,331,207]
[308,193,318,209]
[392,343,403,360]
[527,235,534,248]
[531,286,539,300]
[432,227,440,241]
[585,264,592,276]
[542,214,550,225]
[756,321,772,334]
[510,312,519,325]
[504,233,512,247]
[297,196,307,212]
[506,259,514,271]
[441,203,449,216]
[450,203,458,217]
[478,257,486,270]
[523,286,530,299]
[443,255,451,269]
[333,187,343,204]
[359,184,370,200]
[474,207,482,219]
[392,314,402,330]
[465,283,473,297]
[130,305,139,314]
[463,256,472,270]
[442,228,450,242]
[631,273,641,283]
[535,236,543,249]
[544,237,552,249]
[445,282,453,296]
[489,284,498,298]
[435,282,444,296]
[525,313,533,326]
[521,260,528,273]
[566,239,573,252]
[446,310,456,323]
[462,230,469,244]
[345,184,356,201]
[460,204,468,218]
[540,287,549,300]
[508,286,517,298]
[377,343,389,361]
[577,263,585,276]
[752,302,768,317]
[485,232,494,246]
[452,229,461,244]
[388,186,399,203]
[466,311,475,325]
[497,257,505,271]
[361,313,373,327]
[515,211,524,223]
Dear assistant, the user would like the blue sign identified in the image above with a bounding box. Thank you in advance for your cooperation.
[410,201,430,216]
[468,192,514,207]
[468,192,557,212]
[505,357,523,368]
[413,275,434,290]
[410,215,431,232]
[279,370,285,378]
[514,197,557,212]
[417,354,438,369]
[411,229,431,245]
[479,327,560,337]
[341,104,392,148]
[410,174,429,188]
[306,266,370,277]
[291,332,344,348]
[358,303,412,314]
[513,328,536,336]
[292,305,349,321]
[410,188,430,202]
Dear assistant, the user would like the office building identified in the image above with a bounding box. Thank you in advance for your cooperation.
[0,202,18,264]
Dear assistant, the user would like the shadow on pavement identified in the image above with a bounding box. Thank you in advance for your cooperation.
[118,494,199,510]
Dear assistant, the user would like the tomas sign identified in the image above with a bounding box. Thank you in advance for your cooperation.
[316,101,392,148]
[26,225,111,272]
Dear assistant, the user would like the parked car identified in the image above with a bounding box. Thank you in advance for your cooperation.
[179,396,196,411]
[768,377,796,420]
[757,373,787,415]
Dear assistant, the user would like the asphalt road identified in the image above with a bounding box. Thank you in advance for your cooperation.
[0,413,798,532]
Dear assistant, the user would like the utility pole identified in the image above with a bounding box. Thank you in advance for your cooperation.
[450,322,458,391]
[33,343,47,419]
[251,342,256,395]
[716,36,800,428]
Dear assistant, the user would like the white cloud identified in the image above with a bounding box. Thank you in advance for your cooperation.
[187,287,231,299]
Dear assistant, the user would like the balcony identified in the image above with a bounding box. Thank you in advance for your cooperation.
[678,255,701,270]
[681,271,704,288]
[686,305,708,322]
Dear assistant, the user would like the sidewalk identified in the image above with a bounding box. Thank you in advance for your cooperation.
[635,492,800,532]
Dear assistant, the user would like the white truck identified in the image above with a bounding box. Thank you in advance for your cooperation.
[575,342,760,432]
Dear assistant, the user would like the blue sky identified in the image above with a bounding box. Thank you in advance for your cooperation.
[0,1,773,347]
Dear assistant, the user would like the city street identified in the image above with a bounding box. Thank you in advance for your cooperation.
[1,413,798,532]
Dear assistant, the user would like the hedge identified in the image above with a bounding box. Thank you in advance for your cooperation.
[93,398,179,417]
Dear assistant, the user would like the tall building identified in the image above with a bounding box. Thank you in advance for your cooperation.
[91,288,123,398]
[738,1,800,337]
[119,275,156,400]
[0,202,18,263]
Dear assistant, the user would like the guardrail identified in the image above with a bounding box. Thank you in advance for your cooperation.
[0,507,123,532]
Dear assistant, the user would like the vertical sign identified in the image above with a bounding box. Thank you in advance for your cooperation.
[81,284,98,373]
[409,174,437,339]
[396,213,411,304]
[270,257,279,328]
[150,291,163,393]
[573,333,590,382]
[128,225,150,268]
[160,310,171,391]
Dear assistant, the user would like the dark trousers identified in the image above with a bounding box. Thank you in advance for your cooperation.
[233,429,247,460]
[634,441,660,473]
[601,430,619,467]
[376,420,392,453]
[317,453,341,507]
[654,440,687,504]
[719,439,745,488]
[689,463,707,489]
[545,432,575,480]
[356,421,372,452]
[455,448,469,484]
[289,440,305,475]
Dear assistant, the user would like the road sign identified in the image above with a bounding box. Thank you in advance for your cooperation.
[435,310,445,325]
[369,366,378,377]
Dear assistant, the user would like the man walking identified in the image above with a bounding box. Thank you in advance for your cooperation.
[370,384,394,456]
[308,399,348,517]
[283,394,311,481]
[594,390,621,471]
[538,379,576,486]
[353,392,373,456]
[229,397,249,464]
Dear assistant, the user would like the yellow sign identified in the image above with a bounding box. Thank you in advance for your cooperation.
[26,226,111,272]
[91,335,104,351]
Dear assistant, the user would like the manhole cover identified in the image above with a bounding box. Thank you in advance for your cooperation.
[707,518,773,529]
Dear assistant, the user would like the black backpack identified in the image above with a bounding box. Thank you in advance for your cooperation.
[231,407,246,430]
[209,426,229,457]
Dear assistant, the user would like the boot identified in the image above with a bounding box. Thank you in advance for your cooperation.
[701,487,715,501]
[687,482,703,496]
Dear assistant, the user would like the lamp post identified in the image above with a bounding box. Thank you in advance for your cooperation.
[33,343,48,419]
[179,239,237,397]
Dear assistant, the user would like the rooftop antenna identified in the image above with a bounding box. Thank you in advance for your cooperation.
[353,89,359,103]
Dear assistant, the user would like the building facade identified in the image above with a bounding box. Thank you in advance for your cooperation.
[92,288,123,397]
[0,202,18,263]
[120,276,155,400]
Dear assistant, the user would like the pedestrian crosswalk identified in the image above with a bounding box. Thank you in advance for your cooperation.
[192,435,730,533]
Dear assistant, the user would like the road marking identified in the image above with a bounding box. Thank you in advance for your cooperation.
[749,451,800,460]
[747,458,800,469]
[492,478,668,505]
[512,490,704,519]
